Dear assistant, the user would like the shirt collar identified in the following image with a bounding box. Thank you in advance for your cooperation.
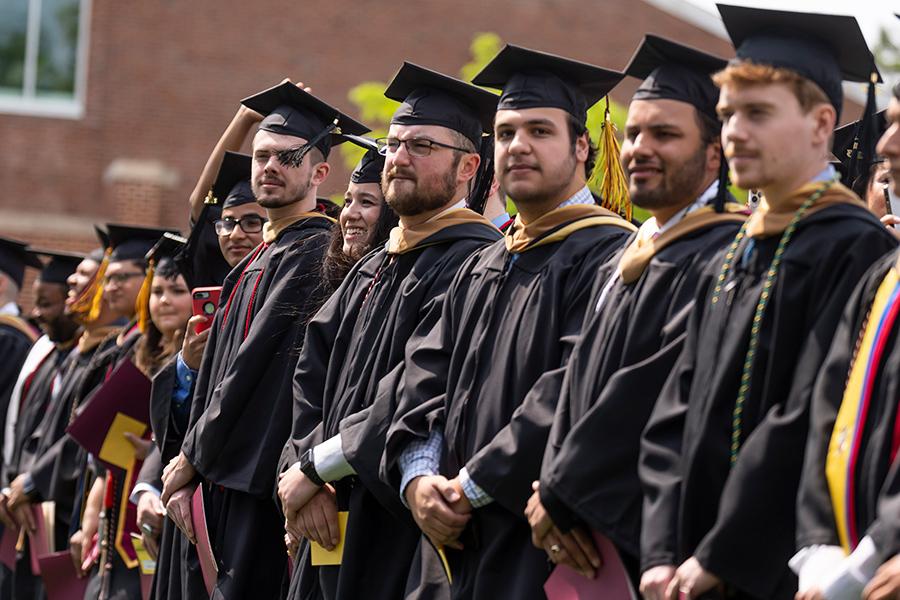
[638,179,719,239]
[813,164,838,184]
[0,302,19,316]
[557,186,594,209]
[421,199,467,225]
[491,212,511,229]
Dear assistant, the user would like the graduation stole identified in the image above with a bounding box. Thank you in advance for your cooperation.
[617,202,747,284]
[262,212,336,244]
[504,204,636,254]
[826,266,900,553]
[387,207,494,255]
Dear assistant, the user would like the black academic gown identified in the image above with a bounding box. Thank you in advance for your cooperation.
[144,358,206,600]
[0,341,69,600]
[182,216,331,599]
[797,249,900,563]
[0,317,38,456]
[639,203,897,599]
[539,210,744,574]
[82,330,145,600]
[385,214,632,600]
[27,331,120,544]
[283,217,500,600]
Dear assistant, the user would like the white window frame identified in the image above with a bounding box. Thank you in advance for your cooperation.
[0,0,91,119]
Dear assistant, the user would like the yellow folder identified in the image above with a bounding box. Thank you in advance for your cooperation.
[310,511,349,566]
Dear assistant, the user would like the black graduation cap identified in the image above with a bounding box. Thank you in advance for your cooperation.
[145,232,188,264]
[212,152,255,209]
[0,237,42,288]
[87,247,106,263]
[471,44,625,128]
[29,249,84,285]
[93,225,109,251]
[717,4,881,120]
[340,134,385,185]
[241,81,369,158]
[106,224,181,262]
[625,34,729,120]
[384,62,499,146]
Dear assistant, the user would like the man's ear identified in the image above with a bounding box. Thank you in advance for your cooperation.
[811,103,837,147]
[311,161,331,187]
[458,153,481,185]
[575,131,590,164]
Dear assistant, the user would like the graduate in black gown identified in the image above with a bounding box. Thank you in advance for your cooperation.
[523,36,746,585]
[638,7,897,599]
[276,64,500,600]
[0,249,81,599]
[135,154,263,600]
[7,238,124,578]
[384,45,636,600]
[160,81,368,600]
[792,85,900,600]
[69,225,177,600]
[0,237,42,454]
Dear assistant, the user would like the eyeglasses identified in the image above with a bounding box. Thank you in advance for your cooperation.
[103,272,145,285]
[375,137,472,158]
[214,215,268,236]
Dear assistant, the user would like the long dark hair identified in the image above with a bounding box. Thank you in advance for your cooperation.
[320,201,398,295]
[134,258,187,377]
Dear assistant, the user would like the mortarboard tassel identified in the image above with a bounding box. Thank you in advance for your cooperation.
[845,71,879,190]
[715,148,729,213]
[69,247,111,324]
[468,135,495,215]
[135,260,155,334]
[589,97,632,221]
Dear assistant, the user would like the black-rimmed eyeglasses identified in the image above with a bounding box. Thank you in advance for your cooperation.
[214,215,268,236]
[375,137,471,158]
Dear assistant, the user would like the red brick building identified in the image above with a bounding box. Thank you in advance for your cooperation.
[0,0,861,307]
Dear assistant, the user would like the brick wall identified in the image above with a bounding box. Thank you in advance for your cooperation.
[0,0,861,312]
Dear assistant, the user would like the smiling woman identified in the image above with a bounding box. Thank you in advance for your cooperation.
[320,145,398,294]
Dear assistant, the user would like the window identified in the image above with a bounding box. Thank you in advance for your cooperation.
[0,0,90,118]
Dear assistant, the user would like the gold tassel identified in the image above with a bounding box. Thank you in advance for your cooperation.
[136,260,155,334]
[588,97,632,221]
[69,248,111,324]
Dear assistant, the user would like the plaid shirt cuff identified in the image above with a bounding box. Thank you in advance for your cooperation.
[458,466,493,508]
[398,429,443,507]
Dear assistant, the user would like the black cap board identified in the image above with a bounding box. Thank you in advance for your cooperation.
[0,237,42,288]
[145,232,188,264]
[106,224,181,263]
[340,134,385,185]
[382,63,501,208]
[471,44,624,129]
[717,4,881,120]
[241,81,369,158]
[385,62,499,147]
[29,249,84,285]
[625,34,729,120]
[212,152,256,209]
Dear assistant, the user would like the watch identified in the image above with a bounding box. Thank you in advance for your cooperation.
[299,449,325,487]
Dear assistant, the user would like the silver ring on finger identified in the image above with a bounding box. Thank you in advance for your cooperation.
[140,522,154,536]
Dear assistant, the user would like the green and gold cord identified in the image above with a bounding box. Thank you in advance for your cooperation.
[710,181,833,464]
